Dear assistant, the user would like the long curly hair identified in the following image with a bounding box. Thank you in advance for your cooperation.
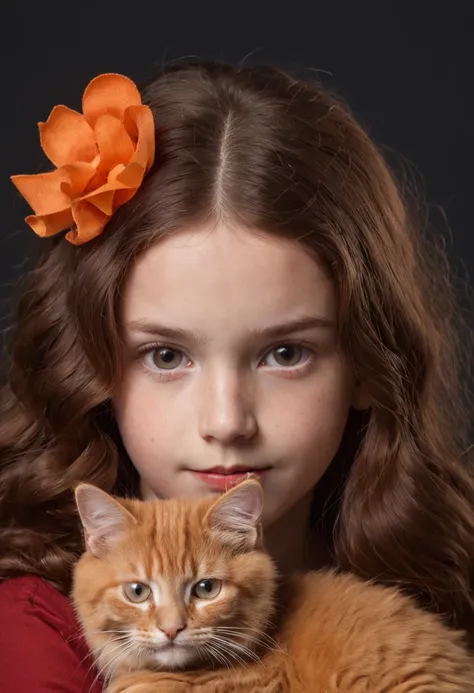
[1,60,473,637]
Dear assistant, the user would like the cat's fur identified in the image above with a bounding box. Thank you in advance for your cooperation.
[72,479,474,692]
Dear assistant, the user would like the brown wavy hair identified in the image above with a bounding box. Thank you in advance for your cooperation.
[1,60,474,637]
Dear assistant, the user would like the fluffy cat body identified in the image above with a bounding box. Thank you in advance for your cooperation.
[72,480,474,692]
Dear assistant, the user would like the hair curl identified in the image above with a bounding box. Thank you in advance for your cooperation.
[1,60,474,638]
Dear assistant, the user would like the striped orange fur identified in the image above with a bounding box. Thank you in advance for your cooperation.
[73,480,474,692]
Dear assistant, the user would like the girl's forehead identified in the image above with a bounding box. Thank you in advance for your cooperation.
[120,222,337,330]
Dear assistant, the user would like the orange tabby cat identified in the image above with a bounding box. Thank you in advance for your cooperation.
[72,479,474,692]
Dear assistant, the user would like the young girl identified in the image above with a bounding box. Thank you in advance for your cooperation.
[0,60,473,692]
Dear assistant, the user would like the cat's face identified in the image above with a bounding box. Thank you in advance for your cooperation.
[72,480,276,677]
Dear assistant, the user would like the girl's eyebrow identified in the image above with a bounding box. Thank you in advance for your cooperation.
[124,315,335,343]
[253,316,335,339]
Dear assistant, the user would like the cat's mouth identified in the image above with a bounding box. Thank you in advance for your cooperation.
[189,466,272,491]
[142,640,191,658]
[142,640,198,668]
[147,641,180,651]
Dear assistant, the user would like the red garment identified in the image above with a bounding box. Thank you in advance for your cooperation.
[0,575,103,693]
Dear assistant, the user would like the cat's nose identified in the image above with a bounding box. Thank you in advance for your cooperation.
[159,624,186,641]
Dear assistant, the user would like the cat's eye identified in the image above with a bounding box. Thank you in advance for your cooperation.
[192,578,222,600]
[123,582,152,604]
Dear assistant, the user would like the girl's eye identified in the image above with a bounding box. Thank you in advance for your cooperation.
[263,344,310,368]
[123,582,152,603]
[192,578,222,600]
[145,347,186,371]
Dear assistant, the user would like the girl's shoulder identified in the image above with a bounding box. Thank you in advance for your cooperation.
[0,574,76,632]
[0,575,102,693]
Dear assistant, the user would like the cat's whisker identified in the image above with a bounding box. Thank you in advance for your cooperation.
[219,634,276,656]
[195,642,219,671]
[235,635,282,657]
[103,653,130,688]
[214,630,263,652]
[85,647,108,691]
[208,637,242,665]
[206,641,235,670]
[221,629,297,671]
[66,628,130,645]
[74,650,101,693]
[79,634,130,675]
[200,639,226,667]
[219,645,251,669]
[225,639,263,666]
[74,647,97,669]
[205,645,228,669]
[214,623,277,639]
[214,628,273,649]
[90,637,137,691]
[70,648,98,690]
[90,646,125,689]
[216,634,268,666]
[98,640,138,689]
[214,625,277,642]
[106,644,137,686]
[81,637,132,693]
[209,636,254,669]
[214,626,284,654]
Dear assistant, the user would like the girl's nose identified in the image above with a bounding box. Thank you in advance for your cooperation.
[198,368,258,444]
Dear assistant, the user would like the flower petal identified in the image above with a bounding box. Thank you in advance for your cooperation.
[80,166,127,197]
[82,189,115,215]
[39,106,97,167]
[61,162,97,198]
[11,170,71,215]
[77,162,142,221]
[25,208,74,238]
[114,161,144,189]
[124,105,156,171]
[68,199,110,245]
[82,74,142,128]
[113,188,139,209]
[94,114,134,173]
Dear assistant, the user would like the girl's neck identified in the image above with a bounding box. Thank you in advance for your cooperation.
[264,492,331,577]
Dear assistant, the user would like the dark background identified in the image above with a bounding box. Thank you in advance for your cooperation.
[1,2,473,331]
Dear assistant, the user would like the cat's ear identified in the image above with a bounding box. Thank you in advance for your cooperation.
[204,479,263,551]
[75,484,136,557]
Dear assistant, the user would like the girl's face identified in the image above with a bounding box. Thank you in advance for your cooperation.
[114,223,367,528]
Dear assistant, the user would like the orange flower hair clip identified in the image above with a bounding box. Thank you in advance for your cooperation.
[11,74,155,245]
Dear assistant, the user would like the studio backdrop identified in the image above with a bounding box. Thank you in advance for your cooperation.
[1,2,472,330]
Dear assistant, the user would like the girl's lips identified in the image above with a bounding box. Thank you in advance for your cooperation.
[190,468,271,491]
